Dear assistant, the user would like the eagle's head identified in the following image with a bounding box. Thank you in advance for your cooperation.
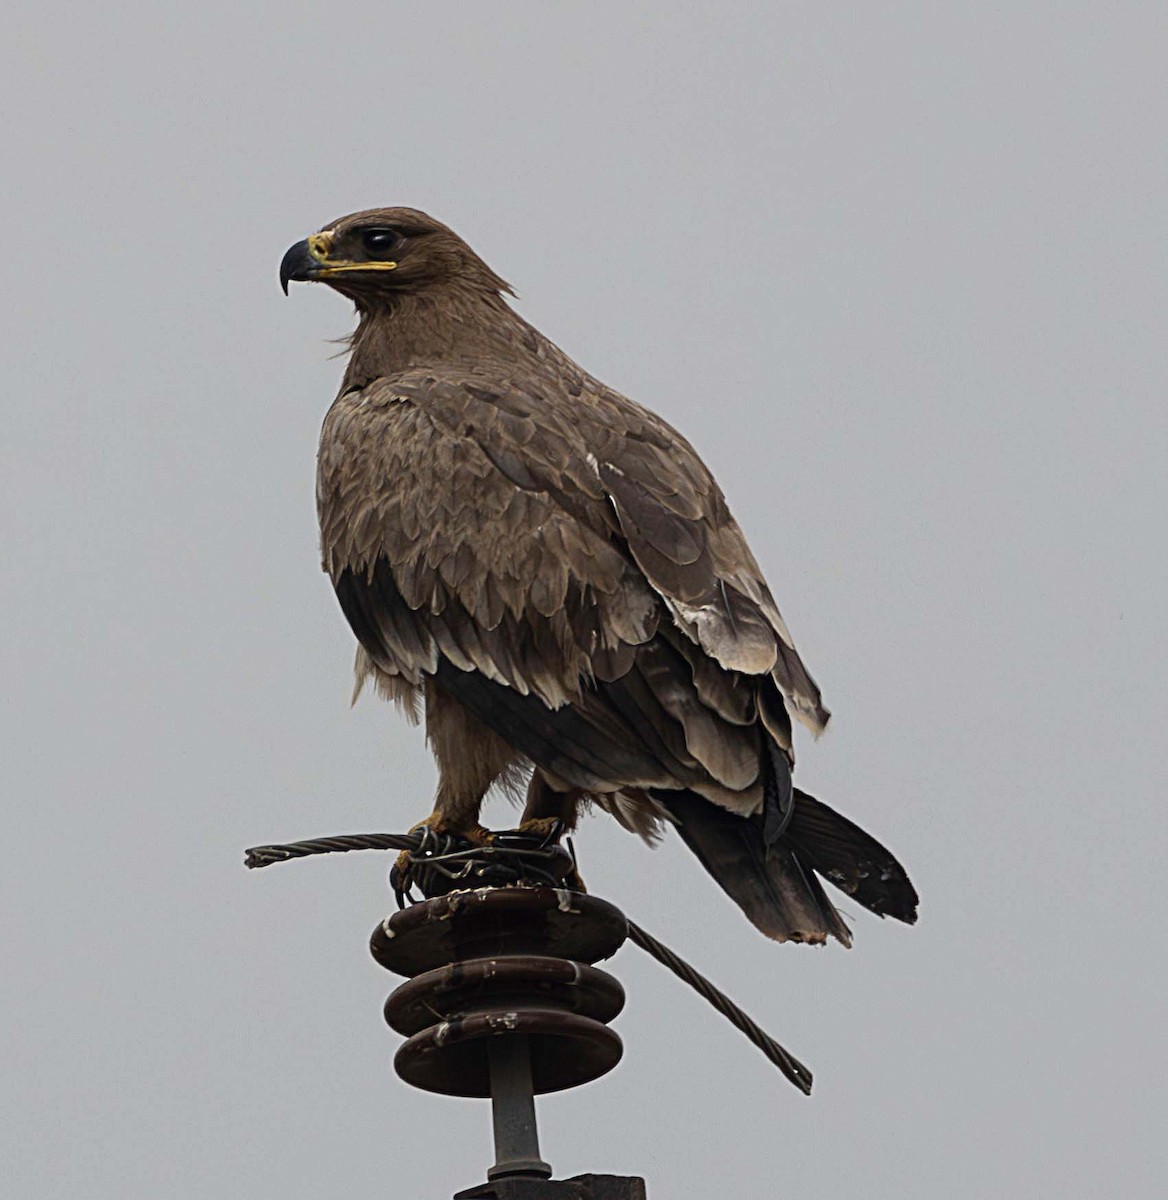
[279,207,513,307]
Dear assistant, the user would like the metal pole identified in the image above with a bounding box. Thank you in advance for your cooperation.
[486,1034,552,1180]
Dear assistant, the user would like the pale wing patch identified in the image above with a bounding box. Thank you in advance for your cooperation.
[663,596,779,675]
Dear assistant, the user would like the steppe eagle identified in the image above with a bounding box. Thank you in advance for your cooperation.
[280,208,917,945]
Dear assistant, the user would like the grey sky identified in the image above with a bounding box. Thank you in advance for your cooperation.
[3,4,1164,1197]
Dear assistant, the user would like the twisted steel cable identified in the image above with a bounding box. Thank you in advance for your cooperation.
[625,919,812,1093]
[245,831,418,868]
[244,831,812,1093]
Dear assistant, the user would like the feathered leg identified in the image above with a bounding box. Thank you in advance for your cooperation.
[394,681,522,876]
[519,772,583,834]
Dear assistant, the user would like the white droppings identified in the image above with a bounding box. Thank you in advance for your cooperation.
[434,1021,451,1047]
[554,888,576,913]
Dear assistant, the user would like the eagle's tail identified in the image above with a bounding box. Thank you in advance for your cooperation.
[658,787,918,946]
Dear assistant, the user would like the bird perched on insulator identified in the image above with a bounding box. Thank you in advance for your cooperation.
[280,208,918,945]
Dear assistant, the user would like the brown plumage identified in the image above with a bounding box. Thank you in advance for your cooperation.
[280,207,918,945]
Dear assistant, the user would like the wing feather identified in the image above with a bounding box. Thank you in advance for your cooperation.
[319,367,827,818]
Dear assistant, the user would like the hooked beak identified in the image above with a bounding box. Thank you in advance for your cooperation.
[280,229,398,294]
[279,235,327,295]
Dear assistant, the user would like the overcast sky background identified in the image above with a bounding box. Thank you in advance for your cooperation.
[3,4,1164,1198]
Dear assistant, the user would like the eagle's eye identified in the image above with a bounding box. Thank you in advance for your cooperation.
[361,228,401,259]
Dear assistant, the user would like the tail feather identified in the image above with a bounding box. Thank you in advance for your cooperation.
[786,788,919,923]
[658,787,918,946]
[659,789,853,945]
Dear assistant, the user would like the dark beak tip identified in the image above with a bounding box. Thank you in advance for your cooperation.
[279,238,314,296]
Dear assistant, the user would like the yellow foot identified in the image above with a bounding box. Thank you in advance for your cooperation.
[515,816,564,841]
[395,815,489,876]
[462,824,493,847]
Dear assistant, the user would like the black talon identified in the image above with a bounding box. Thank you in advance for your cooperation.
[540,819,565,848]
